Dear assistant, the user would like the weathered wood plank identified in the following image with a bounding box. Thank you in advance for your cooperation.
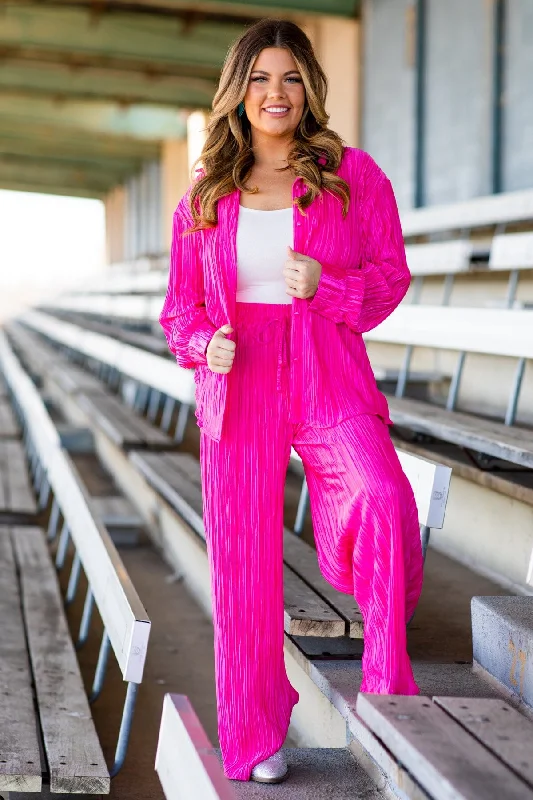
[0,397,19,437]
[389,396,533,469]
[0,526,42,793]
[49,363,108,396]
[12,526,110,795]
[130,451,349,638]
[356,694,533,800]
[283,565,346,638]
[78,393,173,450]
[434,697,533,789]
[0,441,36,516]
[283,530,364,638]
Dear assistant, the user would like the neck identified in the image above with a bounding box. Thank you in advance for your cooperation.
[250,129,294,169]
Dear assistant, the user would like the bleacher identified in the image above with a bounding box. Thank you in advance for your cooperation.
[2,186,533,799]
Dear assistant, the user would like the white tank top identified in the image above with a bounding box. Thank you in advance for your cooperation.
[236,205,293,304]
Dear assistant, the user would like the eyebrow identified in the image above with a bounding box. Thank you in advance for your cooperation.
[250,69,301,76]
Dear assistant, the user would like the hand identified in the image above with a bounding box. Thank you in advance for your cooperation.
[283,246,322,299]
[206,325,236,374]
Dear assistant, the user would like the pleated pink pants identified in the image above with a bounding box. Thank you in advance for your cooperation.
[200,303,424,781]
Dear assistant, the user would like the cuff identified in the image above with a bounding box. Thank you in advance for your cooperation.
[188,320,218,365]
[308,262,346,322]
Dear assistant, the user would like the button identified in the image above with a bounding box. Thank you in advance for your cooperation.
[294,310,300,316]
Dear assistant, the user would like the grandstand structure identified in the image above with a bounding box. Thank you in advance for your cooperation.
[1,1,533,799]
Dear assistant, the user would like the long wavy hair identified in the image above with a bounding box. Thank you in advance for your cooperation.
[188,18,350,230]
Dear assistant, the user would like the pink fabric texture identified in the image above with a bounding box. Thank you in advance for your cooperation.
[159,147,424,780]
[200,303,423,781]
[159,147,411,440]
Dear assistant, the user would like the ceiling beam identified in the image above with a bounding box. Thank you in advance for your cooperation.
[0,119,159,161]
[0,139,145,176]
[0,60,217,108]
[1,0,360,19]
[0,179,103,199]
[0,95,186,140]
[0,7,241,78]
[0,130,154,169]
[0,155,120,194]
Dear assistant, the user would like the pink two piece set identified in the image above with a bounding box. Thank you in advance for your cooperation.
[159,147,424,781]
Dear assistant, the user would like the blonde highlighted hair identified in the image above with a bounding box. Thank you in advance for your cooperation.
[189,18,349,230]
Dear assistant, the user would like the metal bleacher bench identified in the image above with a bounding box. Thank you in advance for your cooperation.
[0,330,151,793]
[155,694,381,800]
[365,304,533,468]
[16,310,451,642]
[402,187,533,305]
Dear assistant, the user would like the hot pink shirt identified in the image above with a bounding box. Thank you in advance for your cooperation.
[159,147,410,441]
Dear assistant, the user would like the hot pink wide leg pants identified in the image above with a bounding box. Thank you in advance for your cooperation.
[200,303,424,781]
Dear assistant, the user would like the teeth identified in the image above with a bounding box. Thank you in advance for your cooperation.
[265,107,289,113]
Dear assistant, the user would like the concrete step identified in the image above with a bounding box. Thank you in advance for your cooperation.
[472,595,533,709]
[230,749,381,799]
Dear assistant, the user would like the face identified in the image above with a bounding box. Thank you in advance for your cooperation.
[243,47,306,139]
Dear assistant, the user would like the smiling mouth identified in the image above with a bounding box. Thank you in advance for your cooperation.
[263,106,291,115]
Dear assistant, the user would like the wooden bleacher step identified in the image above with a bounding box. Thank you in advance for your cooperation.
[13,525,110,794]
[389,395,533,468]
[156,694,382,800]
[129,451,361,640]
[0,377,20,438]
[472,595,533,709]
[0,441,37,524]
[0,527,42,794]
[77,392,175,451]
[356,694,533,800]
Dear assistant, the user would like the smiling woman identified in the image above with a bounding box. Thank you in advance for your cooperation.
[159,16,422,790]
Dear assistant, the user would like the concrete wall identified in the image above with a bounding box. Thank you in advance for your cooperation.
[363,0,533,207]
[423,0,493,205]
[362,0,415,209]
[503,0,533,191]
[304,16,361,147]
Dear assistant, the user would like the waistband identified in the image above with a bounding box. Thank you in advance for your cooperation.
[235,301,292,324]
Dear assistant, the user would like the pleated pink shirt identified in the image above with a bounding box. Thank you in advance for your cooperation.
[159,147,410,441]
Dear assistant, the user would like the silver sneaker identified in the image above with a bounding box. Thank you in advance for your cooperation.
[250,750,288,784]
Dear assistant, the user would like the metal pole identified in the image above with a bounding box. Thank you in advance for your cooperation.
[77,588,95,650]
[161,397,175,432]
[38,473,50,509]
[396,345,414,398]
[147,390,161,422]
[90,631,111,704]
[505,357,525,426]
[109,683,140,777]
[420,525,431,562]
[174,403,190,443]
[55,521,70,570]
[446,352,466,411]
[47,498,61,542]
[65,552,82,606]
[294,479,309,536]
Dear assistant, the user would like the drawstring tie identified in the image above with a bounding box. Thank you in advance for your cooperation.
[276,315,290,391]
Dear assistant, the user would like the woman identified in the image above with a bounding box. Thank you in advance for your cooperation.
[159,18,423,785]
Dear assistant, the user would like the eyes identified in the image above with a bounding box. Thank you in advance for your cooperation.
[250,76,302,84]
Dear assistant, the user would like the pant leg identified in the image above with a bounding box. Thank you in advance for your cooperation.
[293,414,424,695]
[200,304,298,781]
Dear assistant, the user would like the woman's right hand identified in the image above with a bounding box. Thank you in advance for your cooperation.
[206,325,236,374]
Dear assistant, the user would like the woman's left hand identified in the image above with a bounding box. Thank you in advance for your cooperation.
[283,246,322,299]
